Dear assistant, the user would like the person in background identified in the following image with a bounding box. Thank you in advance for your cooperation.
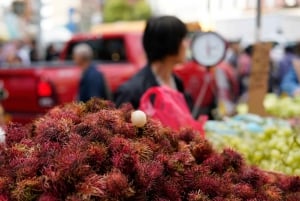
[237,45,253,100]
[115,16,191,109]
[16,39,31,66]
[226,40,241,69]
[73,43,109,102]
[277,45,297,86]
[29,39,39,62]
[45,44,59,61]
[280,65,300,96]
[6,53,22,66]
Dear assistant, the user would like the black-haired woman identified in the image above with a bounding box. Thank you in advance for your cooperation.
[115,16,191,109]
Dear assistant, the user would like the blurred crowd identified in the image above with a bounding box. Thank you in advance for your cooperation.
[0,38,60,67]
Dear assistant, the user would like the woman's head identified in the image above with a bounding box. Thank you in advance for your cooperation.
[143,16,188,64]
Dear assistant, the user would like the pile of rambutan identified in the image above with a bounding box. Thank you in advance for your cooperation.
[0,98,300,201]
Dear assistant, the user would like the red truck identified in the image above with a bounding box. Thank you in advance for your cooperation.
[0,32,146,123]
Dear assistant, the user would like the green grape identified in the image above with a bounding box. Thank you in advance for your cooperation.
[207,117,300,176]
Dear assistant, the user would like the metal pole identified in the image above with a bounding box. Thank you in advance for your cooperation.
[256,0,261,42]
[207,0,211,31]
[36,0,43,59]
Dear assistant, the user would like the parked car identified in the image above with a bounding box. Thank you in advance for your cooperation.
[0,32,145,123]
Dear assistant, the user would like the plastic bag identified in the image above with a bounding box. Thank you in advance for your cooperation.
[140,86,205,137]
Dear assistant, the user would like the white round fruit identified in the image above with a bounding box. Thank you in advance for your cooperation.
[131,110,147,128]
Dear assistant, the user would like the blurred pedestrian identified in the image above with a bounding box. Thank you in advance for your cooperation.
[237,45,253,98]
[226,40,241,69]
[73,43,109,102]
[277,45,297,86]
[6,53,22,66]
[29,39,39,62]
[45,44,59,61]
[280,62,300,96]
[115,16,191,109]
[16,39,31,66]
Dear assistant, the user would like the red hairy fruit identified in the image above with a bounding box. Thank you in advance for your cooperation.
[202,153,225,174]
[188,190,210,201]
[0,195,8,201]
[38,193,59,201]
[136,161,164,190]
[263,185,283,200]
[34,117,73,144]
[5,123,30,146]
[86,143,107,169]
[190,138,214,164]
[46,103,83,124]
[197,175,224,198]
[84,98,115,113]
[104,170,135,199]
[76,174,106,199]
[0,99,299,200]
[179,128,197,143]
[233,183,256,199]
[11,177,43,201]
[221,149,244,171]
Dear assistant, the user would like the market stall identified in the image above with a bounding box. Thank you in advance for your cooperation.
[1,99,300,200]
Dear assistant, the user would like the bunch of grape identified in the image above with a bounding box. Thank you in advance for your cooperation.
[264,94,300,118]
[207,125,300,175]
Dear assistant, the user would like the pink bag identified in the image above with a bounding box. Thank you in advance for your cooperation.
[140,86,206,137]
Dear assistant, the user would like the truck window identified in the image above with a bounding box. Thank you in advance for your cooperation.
[66,38,127,62]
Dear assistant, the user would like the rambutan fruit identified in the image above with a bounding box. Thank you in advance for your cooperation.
[190,139,214,164]
[179,128,197,144]
[138,137,159,155]
[285,192,300,201]
[84,98,115,113]
[109,136,132,153]
[34,117,73,144]
[86,143,108,170]
[141,118,164,139]
[188,190,210,201]
[5,123,30,146]
[262,185,283,201]
[76,174,106,199]
[132,141,154,162]
[286,176,300,192]
[119,103,134,123]
[38,193,59,201]
[156,178,182,201]
[240,167,265,189]
[183,165,210,191]
[11,177,43,201]
[121,123,138,139]
[196,175,223,198]
[136,161,164,190]
[0,195,8,201]
[112,150,138,176]
[221,149,244,172]
[46,103,83,125]
[14,156,40,179]
[233,183,256,199]
[0,177,12,194]
[65,195,82,201]
[166,151,195,174]
[202,153,225,174]
[104,170,135,199]
[154,198,171,201]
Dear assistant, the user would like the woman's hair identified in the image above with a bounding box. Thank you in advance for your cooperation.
[143,16,187,63]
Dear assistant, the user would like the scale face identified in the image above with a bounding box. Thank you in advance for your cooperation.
[191,32,227,67]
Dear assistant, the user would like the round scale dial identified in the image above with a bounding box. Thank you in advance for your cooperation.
[191,32,227,67]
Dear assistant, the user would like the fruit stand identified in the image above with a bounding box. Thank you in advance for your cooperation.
[0,99,300,201]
